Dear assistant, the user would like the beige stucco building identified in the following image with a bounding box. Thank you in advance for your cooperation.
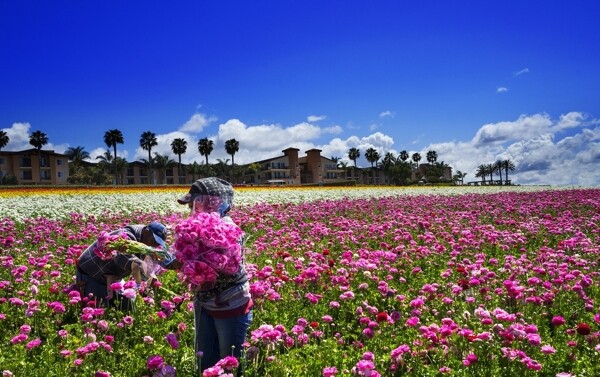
[0,149,69,185]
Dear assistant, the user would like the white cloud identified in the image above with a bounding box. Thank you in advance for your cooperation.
[497,87,508,93]
[514,67,530,76]
[379,111,395,118]
[307,115,326,122]
[422,114,600,186]
[179,113,217,133]
[322,125,343,135]
[472,114,553,146]
[1,122,68,153]
[553,111,586,131]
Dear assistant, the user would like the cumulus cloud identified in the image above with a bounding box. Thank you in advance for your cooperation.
[472,114,553,146]
[497,87,508,93]
[554,111,586,131]
[379,111,395,118]
[423,114,600,186]
[179,113,217,133]
[1,122,68,154]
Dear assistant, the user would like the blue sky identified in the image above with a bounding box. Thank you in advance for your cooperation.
[1,1,599,185]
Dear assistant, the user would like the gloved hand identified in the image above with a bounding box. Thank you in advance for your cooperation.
[159,252,177,268]
[217,202,231,217]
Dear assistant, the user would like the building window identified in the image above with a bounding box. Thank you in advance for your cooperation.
[22,171,33,180]
[0,157,4,164]
[57,172,64,178]
[57,159,63,165]
[21,156,32,167]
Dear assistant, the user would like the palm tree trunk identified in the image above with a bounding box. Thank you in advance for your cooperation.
[112,145,117,185]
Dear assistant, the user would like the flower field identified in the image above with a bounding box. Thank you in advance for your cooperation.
[1,185,599,376]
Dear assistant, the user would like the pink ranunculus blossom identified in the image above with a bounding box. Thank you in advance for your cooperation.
[215,355,239,371]
[165,333,179,349]
[26,338,42,350]
[173,212,243,290]
[147,355,164,370]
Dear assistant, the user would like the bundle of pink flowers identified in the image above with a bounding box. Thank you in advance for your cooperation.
[93,231,168,261]
[173,212,243,290]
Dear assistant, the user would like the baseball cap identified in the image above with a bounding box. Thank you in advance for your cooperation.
[177,177,234,206]
[147,221,168,249]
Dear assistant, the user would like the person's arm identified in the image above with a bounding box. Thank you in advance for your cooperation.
[130,260,145,284]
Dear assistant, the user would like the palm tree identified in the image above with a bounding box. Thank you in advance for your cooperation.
[152,153,175,184]
[29,130,49,151]
[365,147,381,168]
[187,161,203,181]
[453,170,467,185]
[348,147,360,167]
[475,164,488,184]
[198,138,214,165]
[380,152,397,184]
[65,146,90,176]
[330,156,340,164]
[29,130,49,183]
[411,152,422,167]
[0,130,9,185]
[502,159,516,185]
[426,150,438,164]
[486,163,495,183]
[0,130,9,151]
[103,129,124,185]
[224,138,240,166]
[115,157,128,185]
[348,148,360,181]
[494,160,503,185]
[96,150,114,177]
[64,146,90,168]
[171,138,187,184]
[399,150,409,162]
[214,158,230,177]
[140,131,158,184]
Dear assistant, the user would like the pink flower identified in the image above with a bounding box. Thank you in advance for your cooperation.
[405,316,420,327]
[165,333,179,349]
[551,316,565,327]
[26,338,41,350]
[173,212,244,290]
[215,356,239,371]
[10,334,27,344]
[541,345,556,354]
[147,355,164,370]
[182,260,219,287]
[323,366,337,377]
[202,366,224,376]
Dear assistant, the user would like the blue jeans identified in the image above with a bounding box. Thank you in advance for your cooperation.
[76,270,134,311]
[194,303,253,373]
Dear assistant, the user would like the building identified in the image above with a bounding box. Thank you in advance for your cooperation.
[242,148,347,185]
[1,147,447,186]
[0,149,69,185]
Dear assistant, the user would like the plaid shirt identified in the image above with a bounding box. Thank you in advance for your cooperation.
[77,225,146,283]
